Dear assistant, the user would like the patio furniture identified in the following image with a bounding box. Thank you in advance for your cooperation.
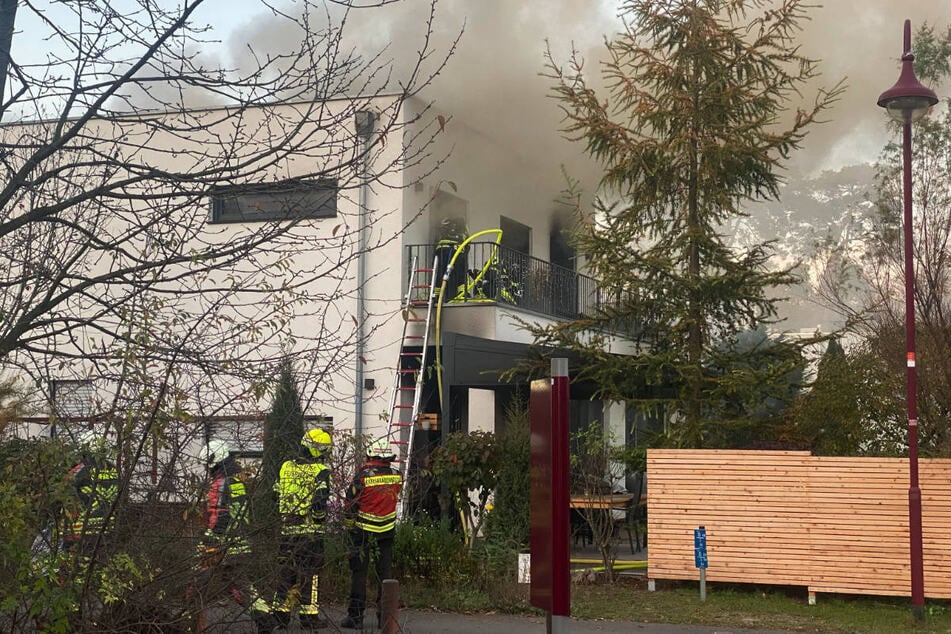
[616,473,646,554]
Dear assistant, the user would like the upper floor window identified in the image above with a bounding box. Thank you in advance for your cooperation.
[210,179,338,224]
[500,215,531,255]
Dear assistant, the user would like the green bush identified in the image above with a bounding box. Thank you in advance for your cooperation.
[393,516,472,583]
[319,528,353,603]
[483,394,530,550]
[429,430,499,549]
[0,437,78,631]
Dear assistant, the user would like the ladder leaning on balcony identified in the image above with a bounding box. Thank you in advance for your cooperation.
[386,254,439,522]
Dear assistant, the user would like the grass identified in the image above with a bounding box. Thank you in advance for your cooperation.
[390,573,951,633]
[323,526,951,633]
[571,577,951,634]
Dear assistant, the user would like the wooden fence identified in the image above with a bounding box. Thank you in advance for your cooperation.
[646,449,951,600]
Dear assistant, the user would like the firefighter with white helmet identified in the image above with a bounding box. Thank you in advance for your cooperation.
[192,438,270,631]
[62,427,119,558]
[272,428,332,629]
[340,436,403,629]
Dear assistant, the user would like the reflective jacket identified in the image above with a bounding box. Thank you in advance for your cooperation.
[275,458,330,535]
[345,459,403,534]
[203,457,250,554]
[64,458,118,544]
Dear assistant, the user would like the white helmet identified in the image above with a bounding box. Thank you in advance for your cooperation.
[74,428,99,448]
[366,437,395,461]
[71,427,108,457]
[205,438,233,468]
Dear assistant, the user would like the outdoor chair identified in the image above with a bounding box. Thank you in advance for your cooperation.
[615,472,645,554]
[571,507,594,547]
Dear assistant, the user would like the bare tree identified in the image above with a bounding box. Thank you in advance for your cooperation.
[0,0,455,407]
[0,0,457,629]
[814,24,951,455]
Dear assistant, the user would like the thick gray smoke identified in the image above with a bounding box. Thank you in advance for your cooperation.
[793,0,951,176]
[223,0,951,180]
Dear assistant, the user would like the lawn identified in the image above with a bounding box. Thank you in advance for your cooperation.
[571,577,951,634]
[396,575,951,633]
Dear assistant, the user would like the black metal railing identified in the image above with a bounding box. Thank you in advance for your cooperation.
[406,242,601,320]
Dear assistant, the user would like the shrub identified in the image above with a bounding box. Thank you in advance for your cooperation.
[483,394,530,550]
[393,516,472,583]
[429,431,499,549]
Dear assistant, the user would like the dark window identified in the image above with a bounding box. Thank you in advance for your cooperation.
[210,179,338,223]
[500,215,531,255]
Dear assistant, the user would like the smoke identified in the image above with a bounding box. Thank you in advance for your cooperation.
[221,0,951,182]
[793,0,951,176]
[222,0,615,193]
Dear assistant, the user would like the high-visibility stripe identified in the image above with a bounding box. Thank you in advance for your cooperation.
[357,510,395,522]
[281,524,325,536]
[355,521,396,534]
[363,474,402,486]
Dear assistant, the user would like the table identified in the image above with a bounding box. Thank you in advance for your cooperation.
[569,493,640,550]
[569,493,635,510]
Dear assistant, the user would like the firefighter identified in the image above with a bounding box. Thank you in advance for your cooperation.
[62,429,119,559]
[273,428,332,629]
[340,437,403,630]
[193,439,270,631]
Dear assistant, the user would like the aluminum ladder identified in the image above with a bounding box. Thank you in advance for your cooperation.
[387,253,439,521]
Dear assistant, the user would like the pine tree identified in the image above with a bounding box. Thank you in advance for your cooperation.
[253,358,305,535]
[791,339,862,455]
[534,0,842,447]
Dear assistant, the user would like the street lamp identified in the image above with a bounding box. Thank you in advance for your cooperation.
[876,19,938,621]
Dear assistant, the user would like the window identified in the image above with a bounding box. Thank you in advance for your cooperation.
[500,215,531,255]
[51,379,95,419]
[210,179,338,224]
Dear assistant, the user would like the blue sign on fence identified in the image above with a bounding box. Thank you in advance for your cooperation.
[694,526,708,569]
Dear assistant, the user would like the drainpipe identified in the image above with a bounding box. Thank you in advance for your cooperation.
[0,0,17,119]
[353,110,375,438]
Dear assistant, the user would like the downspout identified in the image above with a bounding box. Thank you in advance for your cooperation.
[354,110,376,438]
[0,0,18,119]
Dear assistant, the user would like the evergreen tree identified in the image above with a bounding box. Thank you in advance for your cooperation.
[790,339,863,455]
[707,327,805,448]
[484,393,531,549]
[253,359,306,535]
[533,0,842,447]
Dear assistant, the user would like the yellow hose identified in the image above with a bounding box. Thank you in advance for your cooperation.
[434,229,503,410]
[570,558,648,569]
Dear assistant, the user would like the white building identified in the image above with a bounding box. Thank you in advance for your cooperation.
[4,94,642,494]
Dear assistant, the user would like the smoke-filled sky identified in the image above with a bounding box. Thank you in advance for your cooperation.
[215,0,951,179]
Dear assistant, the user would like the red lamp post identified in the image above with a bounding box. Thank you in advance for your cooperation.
[876,19,938,620]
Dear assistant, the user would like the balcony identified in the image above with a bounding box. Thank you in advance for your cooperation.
[406,242,602,321]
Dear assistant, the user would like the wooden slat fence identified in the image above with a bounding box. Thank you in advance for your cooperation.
[647,449,951,599]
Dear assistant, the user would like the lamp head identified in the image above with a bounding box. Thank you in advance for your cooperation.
[877,20,938,123]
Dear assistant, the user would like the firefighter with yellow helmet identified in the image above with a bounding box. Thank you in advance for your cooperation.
[272,427,332,629]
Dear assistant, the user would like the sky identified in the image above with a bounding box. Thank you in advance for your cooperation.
[209,0,951,179]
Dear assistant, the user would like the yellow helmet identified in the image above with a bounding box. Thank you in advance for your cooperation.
[301,428,332,459]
